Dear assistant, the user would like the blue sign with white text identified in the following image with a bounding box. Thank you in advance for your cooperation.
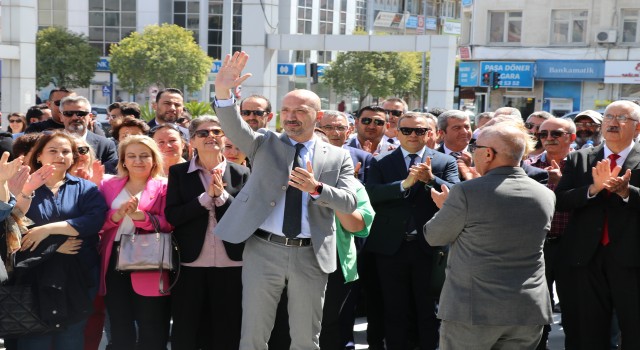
[406,16,418,29]
[96,58,110,71]
[536,60,604,81]
[480,61,535,88]
[277,64,294,75]
[458,62,479,87]
[211,61,222,73]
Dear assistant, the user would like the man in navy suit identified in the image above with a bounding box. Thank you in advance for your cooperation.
[318,110,372,183]
[366,112,459,349]
[59,95,117,164]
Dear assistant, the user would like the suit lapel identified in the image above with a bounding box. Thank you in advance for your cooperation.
[622,143,640,171]
[391,148,409,179]
[312,141,328,180]
[588,144,605,168]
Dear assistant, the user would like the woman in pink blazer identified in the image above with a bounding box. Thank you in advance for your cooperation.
[98,135,173,350]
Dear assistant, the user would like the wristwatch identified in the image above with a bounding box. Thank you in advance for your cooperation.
[310,182,324,196]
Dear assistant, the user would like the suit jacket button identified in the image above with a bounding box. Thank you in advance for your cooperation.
[270,201,276,207]
[282,186,287,190]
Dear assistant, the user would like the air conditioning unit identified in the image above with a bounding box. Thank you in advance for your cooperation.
[595,30,617,43]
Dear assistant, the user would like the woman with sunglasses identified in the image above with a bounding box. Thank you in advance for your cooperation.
[150,124,189,176]
[98,135,173,350]
[69,139,99,184]
[7,112,27,137]
[165,115,249,349]
[14,131,108,350]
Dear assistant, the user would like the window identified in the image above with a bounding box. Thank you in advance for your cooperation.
[38,0,68,29]
[339,0,347,34]
[425,0,437,17]
[88,0,137,56]
[621,84,640,99]
[174,1,199,42]
[356,0,367,30]
[622,9,640,43]
[440,0,459,19]
[298,0,313,34]
[206,0,242,59]
[319,0,334,35]
[551,10,588,44]
[295,50,310,63]
[489,11,522,43]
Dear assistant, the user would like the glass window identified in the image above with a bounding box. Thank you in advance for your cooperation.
[105,0,119,11]
[121,13,136,27]
[88,0,137,56]
[105,12,120,26]
[622,9,640,43]
[122,0,136,11]
[174,14,186,27]
[175,1,186,13]
[105,27,120,42]
[53,11,67,26]
[89,0,103,11]
[89,27,104,41]
[39,0,52,10]
[621,84,640,99]
[489,11,521,43]
[551,10,588,44]
[89,12,104,26]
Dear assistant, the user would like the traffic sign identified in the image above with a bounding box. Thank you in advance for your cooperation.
[102,85,111,97]
[277,64,294,75]
[96,57,110,72]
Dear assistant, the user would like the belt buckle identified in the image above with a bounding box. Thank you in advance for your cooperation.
[285,237,302,247]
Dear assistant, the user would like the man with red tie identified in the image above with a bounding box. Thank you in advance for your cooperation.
[555,100,640,349]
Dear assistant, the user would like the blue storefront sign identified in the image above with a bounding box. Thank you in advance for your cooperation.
[458,62,479,87]
[96,57,110,71]
[405,16,418,29]
[211,61,222,73]
[536,60,605,81]
[480,61,535,88]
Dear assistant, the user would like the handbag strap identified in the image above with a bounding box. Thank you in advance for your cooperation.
[147,212,162,234]
[158,233,180,295]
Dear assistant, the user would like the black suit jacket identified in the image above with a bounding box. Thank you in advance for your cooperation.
[365,147,459,255]
[344,145,372,183]
[556,143,640,267]
[86,132,118,164]
[165,161,250,262]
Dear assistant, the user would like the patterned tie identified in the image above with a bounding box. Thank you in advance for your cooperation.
[282,143,305,238]
[450,151,462,159]
[601,153,621,246]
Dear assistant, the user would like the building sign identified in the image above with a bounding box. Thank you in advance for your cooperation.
[459,46,471,60]
[373,12,408,28]
[211,61,222,73]
[96,57,110,72]
[458,62,479,87]
[277,64,294,75]
[536,60,604,81]
[416,15,425,34]
[405,16,418,29]
[425,17,437,30]
[462,0,473,7]
[442,19,461,36]
[480,61,535,88]
[604,61,640,84]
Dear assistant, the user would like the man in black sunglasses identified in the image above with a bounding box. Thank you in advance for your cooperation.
[381,98,408,145]
[25,88,76,133]
[366,112,459,349]
[239,95,274,131]
[347,105,395,155]
[59,95,117,164]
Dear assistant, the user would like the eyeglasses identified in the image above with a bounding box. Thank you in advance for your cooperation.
[241,110,267,117]
[603,114,637,123]
[385,110,403,117]
[575,122,598,128]
[398,127,430,136]
[9,119,22,123]
[194,128,225,138]
[319,125,348,132]
[77,146,90,155]
[53,100,62,107]
[359,117,386,126]
[524,122,541,130]
[62,111,90,117]
[537,130,569,139]
[474,145,498,154]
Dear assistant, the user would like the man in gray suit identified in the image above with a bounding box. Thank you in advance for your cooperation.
[212,51,358,350]
[424,122,555,349]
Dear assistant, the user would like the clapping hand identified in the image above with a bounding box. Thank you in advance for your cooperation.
[21,164,56,195]
[430,184,450,209]
[589,159,621,196]
[207,168,226,198]
[0,152,23,182]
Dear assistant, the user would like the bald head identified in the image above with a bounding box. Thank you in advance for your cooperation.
[476,123,530,171]
[494,107,522,119]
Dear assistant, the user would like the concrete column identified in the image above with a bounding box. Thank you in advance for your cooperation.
[240,0,278,110]
[427,35,457,110]
[0,0,37,123]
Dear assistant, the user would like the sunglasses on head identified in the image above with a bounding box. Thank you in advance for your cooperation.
[241,110,267,117]
[398,127,430,136]
[537,130,568,139]
[194,128,225,138]
[62,111,90,117]
[359,117,385,126]
[385,109,403,117]
[77,146,90,155]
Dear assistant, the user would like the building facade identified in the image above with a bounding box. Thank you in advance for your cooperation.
[459,0,640,116]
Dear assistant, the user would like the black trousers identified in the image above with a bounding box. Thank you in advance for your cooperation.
[538,238,562,349]
[319,268,357,350]
[557,245,640,350]
[104,248,171,350]
[359,249,386,349]
[170,265,242,350]
[377,240,439,350]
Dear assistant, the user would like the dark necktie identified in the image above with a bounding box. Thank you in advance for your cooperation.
[601,153,621,246]
[406,154,419,234]
[450,151,462,159]
[283,143,305,238]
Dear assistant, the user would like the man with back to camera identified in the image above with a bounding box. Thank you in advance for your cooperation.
[425,122,555,349]
[211,51,358,350]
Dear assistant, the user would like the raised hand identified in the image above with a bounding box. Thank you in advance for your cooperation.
[430,184,450,209]
[545,160,562,186]
[8,165,30,197]
[214,51,252,99]
[22,164,56,195]
[0,152,23,182]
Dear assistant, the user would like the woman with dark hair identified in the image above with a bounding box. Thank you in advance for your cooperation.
[165,115,249,349]
[7,113,27,135]
[150,124,188,175]
[98,135,173,350]
[14,131,108,350]
[111,116,150,143]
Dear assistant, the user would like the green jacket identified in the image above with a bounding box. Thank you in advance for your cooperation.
[336,184,375,283]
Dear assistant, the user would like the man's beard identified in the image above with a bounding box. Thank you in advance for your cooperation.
[68,123,85,135]
[575,130,599,147]
[158,113,178,123]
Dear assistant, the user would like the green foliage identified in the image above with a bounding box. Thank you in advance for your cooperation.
[322,51,423,108]
[139,104,155,122]
[110,24,213,95]
[36,26,100,89]
[184,101,214,117]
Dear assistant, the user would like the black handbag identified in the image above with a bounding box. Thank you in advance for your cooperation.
[0,283,55,338]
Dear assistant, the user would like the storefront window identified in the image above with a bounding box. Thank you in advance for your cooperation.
[620,84,640,99]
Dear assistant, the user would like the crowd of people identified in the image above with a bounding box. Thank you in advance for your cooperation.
[1,50,640,350]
